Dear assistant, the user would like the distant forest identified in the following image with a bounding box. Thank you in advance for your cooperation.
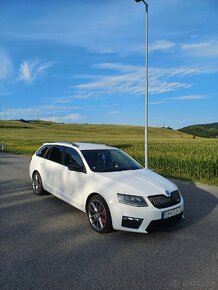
[179,122,218,138]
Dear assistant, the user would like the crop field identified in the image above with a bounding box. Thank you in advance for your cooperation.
[0,120,217,185]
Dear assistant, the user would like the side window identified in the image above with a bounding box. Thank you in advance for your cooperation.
[63,148,84,168]
[44,147,52,160]
[36,146,49,158]
[48,146,64,164]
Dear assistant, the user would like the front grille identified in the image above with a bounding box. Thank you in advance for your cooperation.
[148,190,181,209]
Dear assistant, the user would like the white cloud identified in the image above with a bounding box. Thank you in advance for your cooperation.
[87,43,145,55]
[0,53,12,80]
[171,95,208,101]
[182,43,209,50]
[149,78,190,95]
[50,92,103,105]
[94,63,142,72]
[89,40,175,55]
[149,101,163,105]
[52,114,83,123]
[0,105,54,120]
[150,66,216,77]
[0,104,82,121]
[149,40,175,52]
[181,41,218,57]
[19,60,53,83]
[75,62,214,97]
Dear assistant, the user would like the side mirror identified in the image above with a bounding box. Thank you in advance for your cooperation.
[67,162,86,173]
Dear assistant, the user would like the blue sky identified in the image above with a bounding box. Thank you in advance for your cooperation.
[0,0,218,128]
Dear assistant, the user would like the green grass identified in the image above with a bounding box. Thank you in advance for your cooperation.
[0,120,217,185]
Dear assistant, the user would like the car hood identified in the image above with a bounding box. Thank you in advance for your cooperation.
[93,168,177,197]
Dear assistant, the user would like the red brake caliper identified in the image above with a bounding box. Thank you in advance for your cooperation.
[102,209,106,224]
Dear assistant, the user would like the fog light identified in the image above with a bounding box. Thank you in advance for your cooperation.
[122,216,144,229]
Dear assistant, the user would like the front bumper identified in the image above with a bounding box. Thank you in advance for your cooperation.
[109,198,184,233]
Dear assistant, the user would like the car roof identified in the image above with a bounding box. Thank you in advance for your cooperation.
[44,142,115,150]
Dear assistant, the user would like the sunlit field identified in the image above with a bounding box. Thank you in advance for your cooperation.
[0,120,217,185]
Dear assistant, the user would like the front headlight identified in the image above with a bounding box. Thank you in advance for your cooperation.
[117,193,148,207]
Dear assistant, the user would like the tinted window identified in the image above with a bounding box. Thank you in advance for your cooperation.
[48,146,64,164]
[36,146,49,158]
[44,147,52,159]
[81,149,142,172]
[63,148,84,168]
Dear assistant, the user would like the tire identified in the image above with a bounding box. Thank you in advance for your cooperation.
[32,171,45,196]
[87,195,113,234]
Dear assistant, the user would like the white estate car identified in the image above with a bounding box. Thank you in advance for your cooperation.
[29,142,184,234]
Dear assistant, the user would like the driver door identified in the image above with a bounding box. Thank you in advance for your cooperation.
[60,147,86,210]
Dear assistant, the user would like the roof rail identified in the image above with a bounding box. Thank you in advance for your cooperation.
[77,141,112,147]
[48,141,79,148]
[71,142,79,148]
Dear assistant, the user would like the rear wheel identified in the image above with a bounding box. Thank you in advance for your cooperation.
[32,172,45,196]
[87,195,113,234]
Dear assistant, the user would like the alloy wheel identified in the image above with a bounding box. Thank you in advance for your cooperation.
[88,200,107,231]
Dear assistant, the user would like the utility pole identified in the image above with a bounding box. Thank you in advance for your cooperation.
[134,0,149,168]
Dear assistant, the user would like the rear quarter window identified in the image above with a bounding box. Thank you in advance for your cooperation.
[36,146,49,158]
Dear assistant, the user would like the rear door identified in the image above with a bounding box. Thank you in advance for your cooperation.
[42,145,65,195]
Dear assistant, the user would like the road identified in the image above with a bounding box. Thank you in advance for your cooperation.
[0,153,218,290]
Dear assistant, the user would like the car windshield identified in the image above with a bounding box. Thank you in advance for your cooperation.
[81,149,143,172]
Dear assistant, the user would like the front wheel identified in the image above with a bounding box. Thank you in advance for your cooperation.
[32,172,45,196]
[87,195,113,234]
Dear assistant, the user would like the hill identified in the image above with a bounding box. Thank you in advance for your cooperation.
[0,120,194,144]
[179,122,218,138]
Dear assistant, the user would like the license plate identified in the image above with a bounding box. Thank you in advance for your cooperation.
[162,206,182,219]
